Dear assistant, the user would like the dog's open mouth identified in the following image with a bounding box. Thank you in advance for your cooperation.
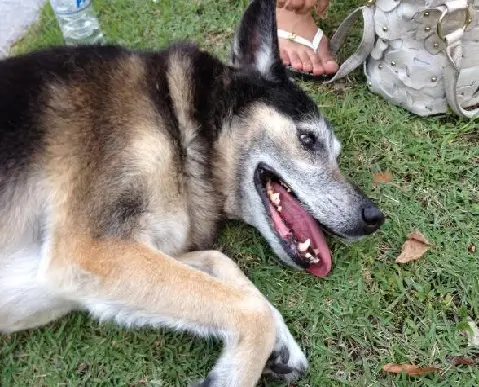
[255,164,332,277]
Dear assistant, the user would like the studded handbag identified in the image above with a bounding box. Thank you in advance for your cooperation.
[326,0,479,119]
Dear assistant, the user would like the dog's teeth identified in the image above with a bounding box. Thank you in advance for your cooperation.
[297,239,310,252]
[271,193,280,205]
[304,252,319,264]
[277,206,282,212]
[310,249,320,263]
[280,180,292,192]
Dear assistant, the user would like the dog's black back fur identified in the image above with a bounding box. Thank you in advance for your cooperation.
[0,41,319,196]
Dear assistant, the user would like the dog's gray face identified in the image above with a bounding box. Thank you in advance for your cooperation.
[226,0,384,276]
[234,105,384,276]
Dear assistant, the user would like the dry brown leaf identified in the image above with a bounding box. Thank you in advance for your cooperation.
[395,231,431,263]
[450,356,475,366]
[383,363,440,376]
[373,171,393,183]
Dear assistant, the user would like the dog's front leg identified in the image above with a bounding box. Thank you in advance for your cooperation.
[177,251,308,382]
[40,237,276,387]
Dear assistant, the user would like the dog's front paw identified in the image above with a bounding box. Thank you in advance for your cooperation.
[264,309,308,381]
[263,341,308,381]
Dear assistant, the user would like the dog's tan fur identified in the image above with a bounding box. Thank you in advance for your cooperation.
[1,47,299,385]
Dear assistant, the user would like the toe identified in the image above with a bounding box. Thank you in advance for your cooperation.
[318,37,339,75]
[322,57,339,74]
[280,49,291,66]
[310,52,325,76]
[289,51,303,71]
[299,51,313,73]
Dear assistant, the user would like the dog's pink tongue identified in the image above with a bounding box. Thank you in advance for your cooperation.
[270,183,332,277]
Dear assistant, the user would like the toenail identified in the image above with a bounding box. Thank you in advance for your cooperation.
[270,363,294,375]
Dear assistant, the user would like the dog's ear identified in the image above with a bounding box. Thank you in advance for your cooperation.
[231,0,286,80]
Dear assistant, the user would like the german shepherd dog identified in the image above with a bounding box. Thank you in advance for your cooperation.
[0,0,384,385]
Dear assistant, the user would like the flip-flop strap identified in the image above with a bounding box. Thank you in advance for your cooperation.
[277,28,323,53]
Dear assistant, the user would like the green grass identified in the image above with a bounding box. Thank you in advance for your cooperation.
[2,0,479,386]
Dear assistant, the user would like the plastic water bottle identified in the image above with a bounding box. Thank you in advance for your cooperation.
[49,0,105,45]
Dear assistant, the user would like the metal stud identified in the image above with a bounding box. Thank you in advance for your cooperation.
[382,25,388,32]
[433,42,439,48]
[378,63,383,69]
[424,11,430,17]
[431,76,437,82]
[467,18,472,24]
[425,25,431,32]
[368,81,372,87]
[391,61,396,66]
[366,0,375,7]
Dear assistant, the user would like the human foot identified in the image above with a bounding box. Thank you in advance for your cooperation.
[276,7,339,77]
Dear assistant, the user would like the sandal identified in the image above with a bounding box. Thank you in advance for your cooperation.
[277,27,337,82]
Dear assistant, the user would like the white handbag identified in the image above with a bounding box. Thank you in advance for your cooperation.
[326,0,479,119]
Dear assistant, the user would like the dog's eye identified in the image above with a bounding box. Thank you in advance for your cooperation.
[299,132,317,149]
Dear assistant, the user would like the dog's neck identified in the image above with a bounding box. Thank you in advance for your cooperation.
[166,46,265,244]
[203,68,269,222]
[165,48,238,248]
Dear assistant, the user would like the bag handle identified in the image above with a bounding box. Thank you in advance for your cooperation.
[437,4,479,119]
[444,42,479,119]
[325,4,376,84]
[444,71,479,119]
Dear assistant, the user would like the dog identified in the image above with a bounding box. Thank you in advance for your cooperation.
[0,0,384,385]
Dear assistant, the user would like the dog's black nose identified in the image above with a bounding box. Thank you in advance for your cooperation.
[362,205,385,233]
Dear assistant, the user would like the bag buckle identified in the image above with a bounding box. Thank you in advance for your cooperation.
[436,6,473,41]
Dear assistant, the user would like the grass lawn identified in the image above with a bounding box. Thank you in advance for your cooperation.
[2,0,479,386]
